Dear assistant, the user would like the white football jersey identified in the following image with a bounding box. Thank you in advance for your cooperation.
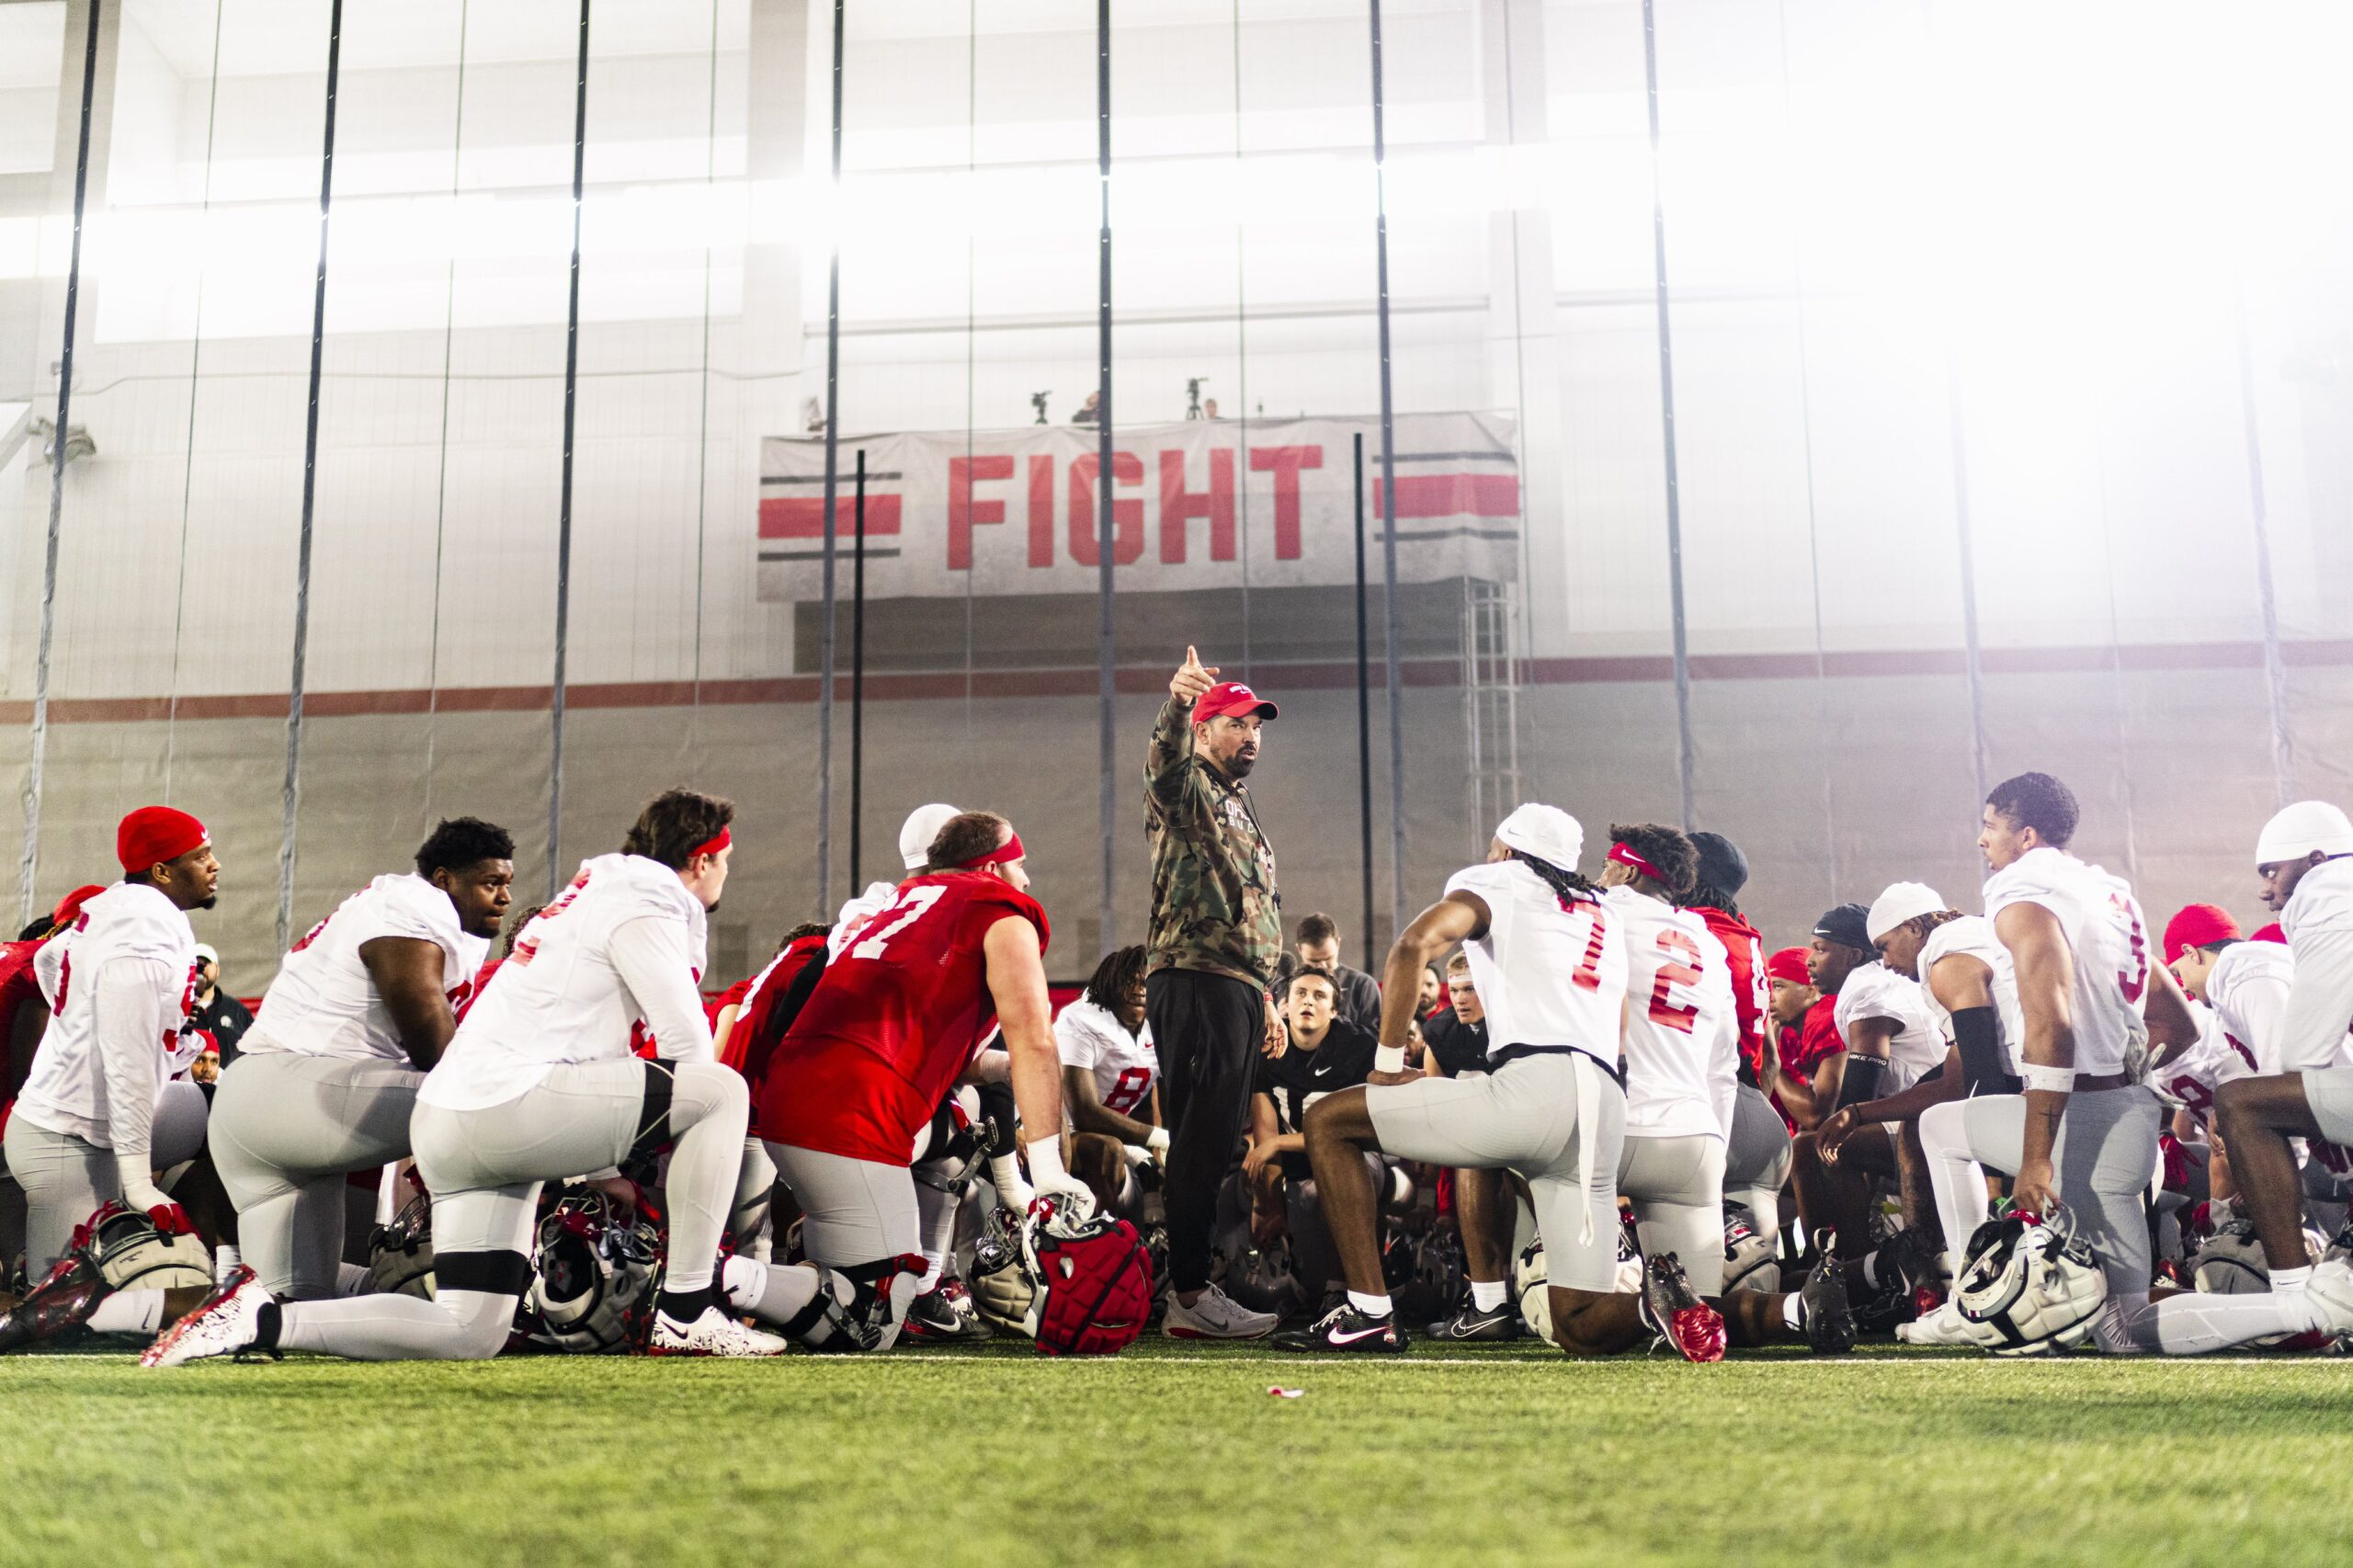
[1834,960,1946,1092]
[16,882,199,1147]
[2280,857,2353,1074]
[1607,886,1739,1142]
[2148,1000,2255,1117]
[1054,997,1158,1127]
[1916,915,2024,1075]
[1982,846,2151,1077]
[420,853,708,1112]
[1443,859,1629,1065]
[244,874,490,1064]
[2201,939,2302,1074]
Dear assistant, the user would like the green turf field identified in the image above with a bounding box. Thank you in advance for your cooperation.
[5,1342,2352,1566]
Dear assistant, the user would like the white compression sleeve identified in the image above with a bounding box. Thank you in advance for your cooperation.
[608,915,716,1066]
[94,956,176,1210]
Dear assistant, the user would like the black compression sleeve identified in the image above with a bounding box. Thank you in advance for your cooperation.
[1950,1006,2006,1097]
[1833,1054,1885,1113]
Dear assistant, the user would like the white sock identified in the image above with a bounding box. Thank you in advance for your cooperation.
[1782,1293,1804,1332]
[87,1291,165,1335]
[915,1252,945,1296]
[1861,1255,1881,1290]
[2273,1265,2312,1293]
[1470,1278,1506,1312]
[213,1244,241,1284]
[1347,1290,1392,1318]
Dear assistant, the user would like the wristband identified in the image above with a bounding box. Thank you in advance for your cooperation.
[1374,1044,1407,1074]
[2021,1063,2075,1094]
[1024,1132,1069,1186]
[1145,1126,1171,1155]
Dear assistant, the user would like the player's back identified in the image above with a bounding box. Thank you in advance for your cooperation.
[1608,886,1736,1140]
[250,873,485,1063]
[1441,858,1627,1064]
[761,872,1048,1165]
[1917,914,2024,1074]
[1832,960,1944,1090]
[1696,906,1768,1082]
[1983,846,2150,1076]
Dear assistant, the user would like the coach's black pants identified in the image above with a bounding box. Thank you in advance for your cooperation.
[1148,967,1264,1295]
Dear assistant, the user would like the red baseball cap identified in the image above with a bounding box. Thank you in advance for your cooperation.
[2162,903,2240,966]
[2251,922,2286,944]
[1195,681,1278,723]
[1765,947,1811,986]
[51,884,108,927]
[117,806,209,873]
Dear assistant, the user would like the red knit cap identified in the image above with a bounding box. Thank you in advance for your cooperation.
[51,884,108,927]
[117,807,209,873]
[2162,903,2240,966]
[1765,947,1811,986]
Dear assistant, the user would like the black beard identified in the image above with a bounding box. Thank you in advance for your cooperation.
[194,894,219,911]
[1225,752,1256,779]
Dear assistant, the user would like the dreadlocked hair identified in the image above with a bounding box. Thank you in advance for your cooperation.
[1509,849,1597,906]
[1680,881,1741,919]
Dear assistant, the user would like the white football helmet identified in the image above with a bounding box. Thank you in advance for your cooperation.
[86,1201,211,1292]
[970,1210,1039,1334]
[523,1190,660,1354]
[1954,1207,2107,1356]
[366,1191,437,1300]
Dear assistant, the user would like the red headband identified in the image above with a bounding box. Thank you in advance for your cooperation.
[689,826,731,859]
[1608,841,1666,884]
[961,831,1025,869]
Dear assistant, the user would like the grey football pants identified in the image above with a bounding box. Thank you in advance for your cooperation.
[1619,1131,1728,1295]
[1918,1084,2161,1291]
[1722,1083,1793,1249]
[275,1058,747,1361]
[4,1080,209,1278]
[209,1051,424,1301]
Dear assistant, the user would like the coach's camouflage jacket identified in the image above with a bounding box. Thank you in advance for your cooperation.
[1143,696,1282,986]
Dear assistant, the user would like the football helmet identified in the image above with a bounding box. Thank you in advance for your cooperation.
[86,1200,211,1292]
[367,1191,437,1300]
[1954,1206,2106,1356]
[970,1205,1153,1356]
[523,1190,661,1354]
[1722,1208,1779,1295]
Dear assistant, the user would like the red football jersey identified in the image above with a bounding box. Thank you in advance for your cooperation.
[1696,907,1769,1081]
[1794,993,1845,1073]
[729,932,831,1122]
[758,873,1049,1165]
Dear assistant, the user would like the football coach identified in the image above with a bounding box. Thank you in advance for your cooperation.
[1144,646,1284,1340]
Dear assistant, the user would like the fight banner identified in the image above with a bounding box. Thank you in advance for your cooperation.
[756,412,1519,602]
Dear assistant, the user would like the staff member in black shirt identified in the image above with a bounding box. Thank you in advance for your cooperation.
[190,943,255,1068]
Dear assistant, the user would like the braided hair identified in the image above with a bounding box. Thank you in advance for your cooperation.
[1509,848,1597,906]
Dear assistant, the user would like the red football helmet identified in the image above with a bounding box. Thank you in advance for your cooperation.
[1025,1213,1154,1358]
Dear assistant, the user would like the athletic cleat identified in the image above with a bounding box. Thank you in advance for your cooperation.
[647,1305,790,1358]
[1273,1301,1407,1353]
[1162,1282,1277,1341]
[142,1267,278,1369]
[2303,1258,2353,1337]
[1424,1300,1523,1343]
[0,1251,110,1355]
[1640,1253,1725,1364]
[1800,1250,1856,1355]
[1896,1297,1980,1346]
[900,1281,993,1343]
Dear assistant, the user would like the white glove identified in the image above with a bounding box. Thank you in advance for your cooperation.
[1144,1125,1171,1162]
[1022,1134,1097,1228]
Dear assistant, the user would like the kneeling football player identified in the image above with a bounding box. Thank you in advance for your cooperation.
[146,790,783,1365]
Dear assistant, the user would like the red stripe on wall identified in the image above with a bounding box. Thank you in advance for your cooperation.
[1379,472,1519,520]
[757,494,904,539]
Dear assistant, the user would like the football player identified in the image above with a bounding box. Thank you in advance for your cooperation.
[1058,944,1166,1215]
[1919,773,2197,1355]
[1245,966,1380,1309]
[737,812,1088,1351]
[203,819,512,1302]
[2136,801,2353,1350]
[1602,824,1738,1296]
[146,788,783,1364]
[2,810,220,1349]
[1676,833,1791,1256]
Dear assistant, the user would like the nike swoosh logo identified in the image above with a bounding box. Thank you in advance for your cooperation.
[1329,1324,1392,1344]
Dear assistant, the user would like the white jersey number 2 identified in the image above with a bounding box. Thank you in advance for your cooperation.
[850,887,947,961]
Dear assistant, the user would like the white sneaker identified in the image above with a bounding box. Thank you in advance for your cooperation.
[1896,1298,1979,1347]
[1162,1283,1277,1341]
[648,1305,790,1358]
[142,1267,275,1369]
[2302,1258,2353,1335]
